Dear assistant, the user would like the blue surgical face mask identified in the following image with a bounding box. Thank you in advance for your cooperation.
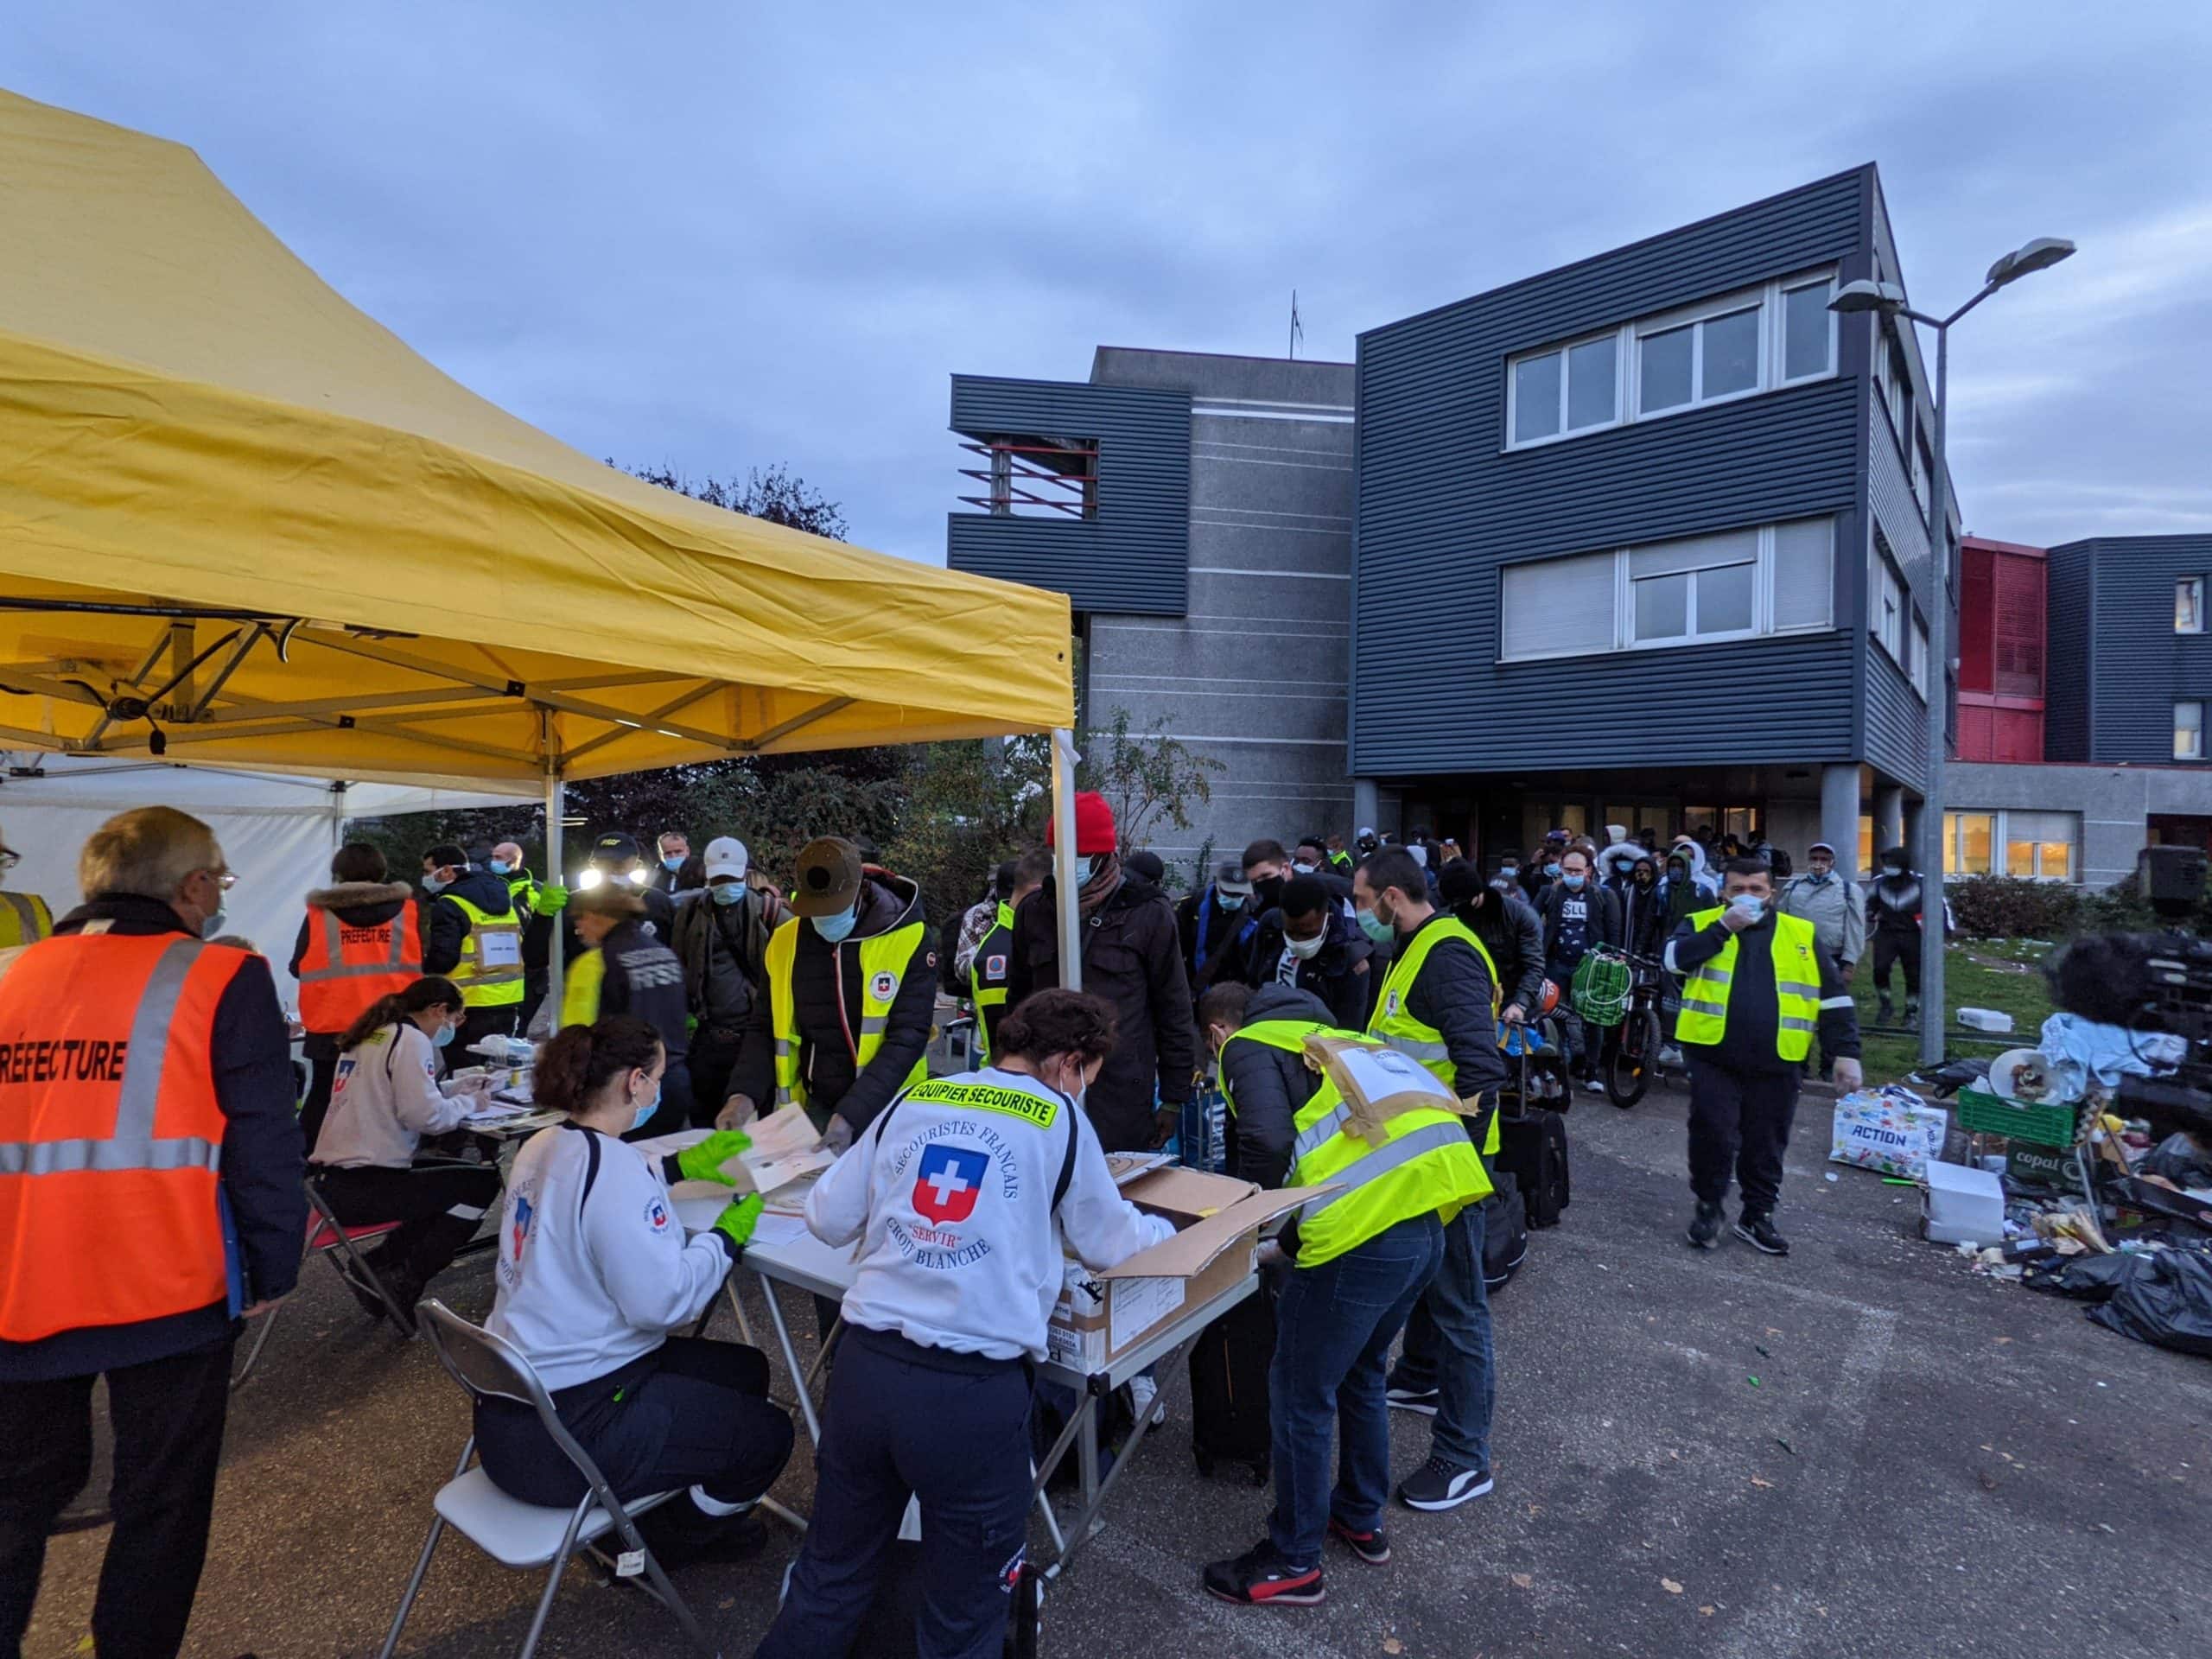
[711,882,746,906]
[433,1021,456,1049]
[1357,906,1395,946]
[663,855,683,873]
[812,906,859,944]
[1730,893,1767,919]
[1561,873,1586,891]
[1499,865,1519,880]
[1081,852,1111,885]
[1543,861,1561,878]
[1218,893,1246,912]
[422,872,450,895]
[200,906,228,941]
[632,1077,662,1132]
[489,859,513,877]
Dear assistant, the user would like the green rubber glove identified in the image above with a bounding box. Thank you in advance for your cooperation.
[714,1193,764,1253]
[676,1129,753,1184]
[536,882,569,914]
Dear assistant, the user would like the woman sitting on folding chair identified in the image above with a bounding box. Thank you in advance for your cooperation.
[311,976,505,1327]
[477,1015,795,1566]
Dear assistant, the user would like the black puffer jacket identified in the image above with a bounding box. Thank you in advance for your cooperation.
[1454,887,1545,1016]
[1392,912,1510,1103]
[1008,874,1198,1153]
[1218,984,1336,1192]
[288,880,413,988]
[729,874,935,1135]
[421,867,518,978]
[1246,908,1375,1031]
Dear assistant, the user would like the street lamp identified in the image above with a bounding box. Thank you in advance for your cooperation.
[1833,236,2075,1067]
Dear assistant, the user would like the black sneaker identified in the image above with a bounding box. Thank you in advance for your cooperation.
[1734,1214,1790,1256]
[1395,1455,1493,1512]
[1202,1541,1325,1606]
[1687,1201,1725,1250]
[1327,1517,1390,1564]
[1384,1381,1440,1416]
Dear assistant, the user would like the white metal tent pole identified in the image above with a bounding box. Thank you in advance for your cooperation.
[1051,728,1081,992]
[543,764,564,1029]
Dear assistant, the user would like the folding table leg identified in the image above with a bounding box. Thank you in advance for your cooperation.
[759,1278,822,1446]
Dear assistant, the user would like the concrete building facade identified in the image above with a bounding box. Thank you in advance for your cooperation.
[948,349,1356,880]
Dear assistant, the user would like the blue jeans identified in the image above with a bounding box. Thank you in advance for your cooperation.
[1388,1200,1496,1472]
[1268,1214,1444,1566]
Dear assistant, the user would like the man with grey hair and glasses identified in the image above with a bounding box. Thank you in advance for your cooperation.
[0,805,303,1659]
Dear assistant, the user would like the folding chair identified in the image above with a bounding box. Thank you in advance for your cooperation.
[378,1300,718,1659]
[231,1176,409,1388]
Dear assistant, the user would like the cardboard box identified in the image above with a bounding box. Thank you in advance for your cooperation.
[1046,1166,1329,1375]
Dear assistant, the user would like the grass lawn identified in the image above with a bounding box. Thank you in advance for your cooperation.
[1851,937,2055,1085]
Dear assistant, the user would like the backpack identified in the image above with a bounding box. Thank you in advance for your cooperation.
[1496,1109,1571,1229]
[1482,1170,1530,1291]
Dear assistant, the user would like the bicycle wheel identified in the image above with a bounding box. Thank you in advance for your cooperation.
[1605,1006,1662,1109]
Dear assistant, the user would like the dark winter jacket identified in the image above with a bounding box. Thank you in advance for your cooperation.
[1218,983,1338,1195]
[671,886,791,1034]
[1,895,303,1382]
[1246,908,1375,1031]
[1866,869,1928,938]
[1176,888,1263,1000]
[1009,874,1198,1152]
[730,874,935,1135]
[1535,880,1623,969]
[1454,888,1545,1015]
[288,880,413,986]
[1664,909,1861,1074]
[593,918,690,1066]
[1391,912,1510,1103]
[420,867,518,978]
[1620,866,1670,958]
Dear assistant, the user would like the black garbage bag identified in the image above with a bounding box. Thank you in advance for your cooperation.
[2024,1251,2161,1301]
[2088,1250,2212,1357]
[2141,1133,2212,1191]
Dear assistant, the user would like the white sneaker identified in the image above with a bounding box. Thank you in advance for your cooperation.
[1657,1046,1684,1069]
[1129,1373,1166,1427]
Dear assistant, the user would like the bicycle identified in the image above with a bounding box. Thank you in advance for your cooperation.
[1603,951,1671,1109]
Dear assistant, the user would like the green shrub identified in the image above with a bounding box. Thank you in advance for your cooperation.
[1945,874,2083,940]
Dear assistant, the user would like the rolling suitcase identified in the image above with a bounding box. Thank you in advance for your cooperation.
[1188,1279,1275,1485]
[1497,1109,1571,1229]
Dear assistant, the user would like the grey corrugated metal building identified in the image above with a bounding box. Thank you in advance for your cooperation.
[948,349,1357,880]
[1351,163,1955,874]
[2044,534,2212,767]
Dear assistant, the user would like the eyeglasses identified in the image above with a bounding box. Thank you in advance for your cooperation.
[195,867,238,892]
[0,848,18,871]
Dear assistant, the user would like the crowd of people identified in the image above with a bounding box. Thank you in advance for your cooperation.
[0,793,1927,1655]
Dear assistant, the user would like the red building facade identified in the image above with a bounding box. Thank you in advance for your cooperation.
[1956,535,2046,763]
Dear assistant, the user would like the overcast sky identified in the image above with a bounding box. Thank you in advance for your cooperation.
[7,2,2209,557]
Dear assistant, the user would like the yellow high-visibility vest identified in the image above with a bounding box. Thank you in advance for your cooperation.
[442,892,524,1008]
[1367,917,1503,1155]
[969,901,1015,1065]
[0,892,54,949]
[561,947,606,1030]
[1675,907,1824,1062]
[764,917,927,1117]
[1224,1018,1489,1268]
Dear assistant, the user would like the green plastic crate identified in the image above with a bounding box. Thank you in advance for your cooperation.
[1954,1086,2080,1150]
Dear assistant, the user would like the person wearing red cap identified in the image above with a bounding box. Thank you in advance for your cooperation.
[1007,791,1198,1152]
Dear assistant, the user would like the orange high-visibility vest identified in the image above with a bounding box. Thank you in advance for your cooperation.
[296,899,422,1034]
[0,931,248,1342]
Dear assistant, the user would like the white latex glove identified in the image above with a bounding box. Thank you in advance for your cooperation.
[1832,1058,1863,1092]
[1255,1239,1287,1269]
[822,1114,855,1154]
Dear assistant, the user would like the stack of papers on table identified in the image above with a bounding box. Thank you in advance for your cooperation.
[725,1105,836,1197]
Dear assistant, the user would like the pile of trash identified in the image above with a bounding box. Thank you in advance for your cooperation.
[1829,1012,2212,1360]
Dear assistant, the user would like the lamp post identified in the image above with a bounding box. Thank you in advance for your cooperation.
[1832,237,2074,1066]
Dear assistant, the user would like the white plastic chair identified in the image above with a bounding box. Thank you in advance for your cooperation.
[378,1300,718,1658]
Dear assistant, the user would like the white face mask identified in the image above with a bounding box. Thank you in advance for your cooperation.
[1284,928,1326,960]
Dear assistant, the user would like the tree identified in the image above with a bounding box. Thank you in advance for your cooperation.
[618,461,849,541]
[1077,707,1223,858]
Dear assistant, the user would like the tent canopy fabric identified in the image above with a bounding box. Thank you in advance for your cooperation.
[0,89,1073,789]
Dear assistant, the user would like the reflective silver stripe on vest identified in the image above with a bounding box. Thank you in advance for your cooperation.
[117,938,206,1141]
[0,893,43,938]
[1777,981,1821,999]
[1300,1120,1470,1217]
[1292,1101,1354,1162]
[1680,995,1727,1016]
[859,1015,890,1036]
[1779,1016,1818,1033]
[1698,966,1732,984]
[0,1136,222,1175]
[299,910,412,982]
[1381,1034,1448,1063]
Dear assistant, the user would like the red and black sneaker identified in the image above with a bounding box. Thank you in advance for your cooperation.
[1327,1516,1391,1565]
[1201,1541,1326,1606]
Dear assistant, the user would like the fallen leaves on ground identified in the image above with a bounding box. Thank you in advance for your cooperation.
[1383,1639,1405,1655]
[1750,1476,1775,1489]
[1661,1578,1684,1595]
[1699,1605,1716,1617]
[1510,1573,1533,1589]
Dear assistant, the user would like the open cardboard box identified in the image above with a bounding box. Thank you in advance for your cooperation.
[1046,1166,1333,1374]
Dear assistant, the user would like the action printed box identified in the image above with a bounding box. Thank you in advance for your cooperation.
[1828,1088,1948,1179]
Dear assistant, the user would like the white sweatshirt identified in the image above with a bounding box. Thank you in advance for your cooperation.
[805,1066,1174,1363]
[312,1021,470,1168]
[488,1122,735,1390]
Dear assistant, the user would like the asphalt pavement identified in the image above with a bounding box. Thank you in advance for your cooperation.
[24,1083,2212,1658]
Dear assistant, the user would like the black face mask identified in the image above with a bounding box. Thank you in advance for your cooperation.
[1253,875,1286,910]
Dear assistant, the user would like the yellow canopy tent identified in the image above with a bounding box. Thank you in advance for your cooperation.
[0,87,1088,995]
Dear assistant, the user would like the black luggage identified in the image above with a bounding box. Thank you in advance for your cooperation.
[849,1535,1043,1657]
[1482,1170,1529,1291]
[1497,1109,1570,1229]
[1188,1280,1275,1485]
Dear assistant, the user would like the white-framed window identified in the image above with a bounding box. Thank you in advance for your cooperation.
[1910,613,1931,696]
[2177,576,2204,634]
[1503,269,1835,450]
[1872,549,1906,664]
[1498,515,1834,662]
[2178,700,2206,761]
[1945,810,2078,882]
